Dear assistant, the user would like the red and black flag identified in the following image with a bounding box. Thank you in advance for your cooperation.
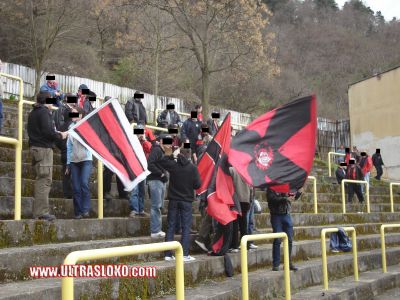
[196,113,240,225]
[229,95,317,193]
[69,98,149,191]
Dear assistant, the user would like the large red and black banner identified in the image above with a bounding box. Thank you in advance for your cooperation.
[196,113,240,226]
[69,98,149,191]
[229,95,317,193]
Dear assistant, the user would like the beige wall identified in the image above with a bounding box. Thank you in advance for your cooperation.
[348,66,400,180]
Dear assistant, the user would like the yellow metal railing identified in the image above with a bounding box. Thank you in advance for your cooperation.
[328,152,346,177]
[61,241,184,300]
[321,227,358,290]
[389,183,400,213]
[380,224,400,273]
[341,179,370,214]
[154,108,248,128]
[241,233,291,300]
[308,176,318,214]
[0,72,23,220]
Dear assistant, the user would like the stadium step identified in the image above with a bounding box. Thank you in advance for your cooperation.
[0,238,399,299]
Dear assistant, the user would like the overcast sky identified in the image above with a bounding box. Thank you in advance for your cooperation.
[335,0,400,20]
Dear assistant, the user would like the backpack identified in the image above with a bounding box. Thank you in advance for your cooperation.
[330,227,352,252]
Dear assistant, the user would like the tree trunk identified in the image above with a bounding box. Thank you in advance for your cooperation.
[201,70,210,120]
[34,65,42,98]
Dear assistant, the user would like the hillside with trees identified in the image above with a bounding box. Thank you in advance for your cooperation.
[0,0,399,118]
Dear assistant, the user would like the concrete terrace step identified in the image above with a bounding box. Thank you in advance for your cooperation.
[0,147,62,165]
[1,231,399,285]
[291,266,400,300]
[2,213,400,248]
[2,195,400,220]
[1,239,400,299]
[160,247,400,300]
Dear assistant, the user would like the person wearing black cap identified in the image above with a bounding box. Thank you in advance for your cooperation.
[125,91,147,125]
[336,162,347,184]
[206,111,220,136]
[27,92,68,221]
[181,111,202,162]
[372,149,384,180]
[345,158,364,212]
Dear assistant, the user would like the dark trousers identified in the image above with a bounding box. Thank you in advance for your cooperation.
[271,214,294,267]
[375,165,383,180]
[71,161,92,217]
[347,183,364,203]
[198,203,213,248]
[55,139,72,198]
[231,202,250,249]
[165,200,193,257]
[103,167,127,197]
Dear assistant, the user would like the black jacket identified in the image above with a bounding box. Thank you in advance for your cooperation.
[157,109,182,128]
[266,189,301,215]
[181,118,201,145]
[27,104,62,148]
[335,167,346,184]
[372,153,384,167]
[125,98,147,124]
[147,144,168,182]
[52,103,73,132]
[158,154,201,202]
[345,165,363,180]
[206,118,219,136]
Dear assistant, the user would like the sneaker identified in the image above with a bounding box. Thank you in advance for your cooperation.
[139,211,149,217]
[164,256,175,261]
[82,212,90,218]
[37,214,56,221]
[104,192,112,201]
[249,244,258,249]
[195,240,209,252]
[272,266,279,271]
[73,215,82,220]
[290,264,299,271]
[183,255,196,262]
[331,249,340,253]
[228,248,239,253]
[151,231,166,238]
[129,211,139,218]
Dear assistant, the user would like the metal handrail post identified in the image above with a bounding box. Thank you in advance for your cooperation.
[97,161,103,219]
[341,179,370,213]
[321,227,358,290]
[308,176,318,214]
[241,233,290,300]
[380,224,400,273]
[61,241,184,300]
[389,183,400,213]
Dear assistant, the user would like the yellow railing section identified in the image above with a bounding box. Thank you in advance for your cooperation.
[341,179,370,214]
[155,108,248,128]
[328,151,346,177]
[61,241,184,300]
[380,224,400,273]
[0,72,23,220]
[241,233,291,300]
[389,183,400,213]
[307,176,318,214]
[321,227,358,290]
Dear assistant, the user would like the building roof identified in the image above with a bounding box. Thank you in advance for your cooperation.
[348,64,400,87]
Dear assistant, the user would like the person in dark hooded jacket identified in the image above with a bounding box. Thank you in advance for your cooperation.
[125,92,147,124]
[158,147,201,262]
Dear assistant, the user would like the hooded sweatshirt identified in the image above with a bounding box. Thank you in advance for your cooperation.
[158,154,201,202]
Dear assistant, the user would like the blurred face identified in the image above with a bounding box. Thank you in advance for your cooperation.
[71,109,81,122]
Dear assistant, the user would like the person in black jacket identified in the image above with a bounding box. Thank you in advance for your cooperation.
[158,146,201,262]
[53,93,75,198]
[267,187,302,272]
[335,162,347,184]
[125,92,147,124]
[27,92,68,221]
[147,135,169,238]
[346,159,364,211]
[181,112,201,161]
[372,149,384,180]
